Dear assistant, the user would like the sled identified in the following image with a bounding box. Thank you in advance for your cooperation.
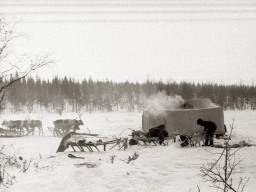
[0,127,24,137]
[129,130,175,146]
[130,135,175,146]
[56,132,128,152]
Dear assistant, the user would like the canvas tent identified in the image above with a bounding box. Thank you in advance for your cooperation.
[142,99,225,137]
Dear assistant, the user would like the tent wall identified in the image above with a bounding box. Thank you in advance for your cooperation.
[142,107,225,137]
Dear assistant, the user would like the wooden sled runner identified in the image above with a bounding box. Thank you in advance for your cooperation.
[56,132,128,152]
[0,127,24,137]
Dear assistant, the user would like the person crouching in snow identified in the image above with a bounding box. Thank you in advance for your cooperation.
[197,118,217,146]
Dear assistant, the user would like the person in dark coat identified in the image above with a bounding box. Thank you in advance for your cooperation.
[146,124,168,145]
[197,118,217,146]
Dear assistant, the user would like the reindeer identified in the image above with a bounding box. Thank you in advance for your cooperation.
[53,112,84,136]
[23,120,43,135]
[2,120,24,135]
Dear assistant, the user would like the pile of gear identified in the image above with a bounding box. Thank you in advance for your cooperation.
[129,124,171,146]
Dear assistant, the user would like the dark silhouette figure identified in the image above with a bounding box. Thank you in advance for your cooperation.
[197,119,217,146]
[146,124,168,145]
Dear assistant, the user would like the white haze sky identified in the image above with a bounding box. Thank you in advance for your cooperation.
[1,0,256,85]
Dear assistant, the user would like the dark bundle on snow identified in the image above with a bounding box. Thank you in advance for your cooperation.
[146,125,168,145]
[129,124,168,146]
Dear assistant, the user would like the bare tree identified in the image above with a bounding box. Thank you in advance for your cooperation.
[200,119,250,192]
[0,15,54,109]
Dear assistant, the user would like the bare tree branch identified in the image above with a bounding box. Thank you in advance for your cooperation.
[0,55,54,93]
[200,119,250,192]
[0,15,54,108]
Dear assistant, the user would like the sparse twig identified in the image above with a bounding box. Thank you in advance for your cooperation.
[128,128,135,132]
[20,158,33,173]
[127,152,139,164]
[46,155,56,159]
[119,129,125,136]
[86,127,91,134]
[200,119,250,192]
[110,155,116,164]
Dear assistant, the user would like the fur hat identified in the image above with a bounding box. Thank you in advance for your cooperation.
[197,118,203,125]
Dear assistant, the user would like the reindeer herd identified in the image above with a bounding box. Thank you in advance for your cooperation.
[0,118,84,137]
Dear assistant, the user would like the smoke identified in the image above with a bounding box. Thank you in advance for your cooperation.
[144,92,218,115]
[192,98,218,109]
[144,92,185,116]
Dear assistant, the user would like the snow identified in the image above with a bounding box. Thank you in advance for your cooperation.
[0,110,256,192]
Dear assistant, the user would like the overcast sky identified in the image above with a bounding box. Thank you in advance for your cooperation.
[1,0,256,85]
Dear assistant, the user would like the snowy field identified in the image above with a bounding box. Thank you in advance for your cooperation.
[0,110,256,192]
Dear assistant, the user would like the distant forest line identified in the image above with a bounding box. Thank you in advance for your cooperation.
[1,76,256,114]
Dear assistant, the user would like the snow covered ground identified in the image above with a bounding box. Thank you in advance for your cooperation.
[0,110,256,192]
